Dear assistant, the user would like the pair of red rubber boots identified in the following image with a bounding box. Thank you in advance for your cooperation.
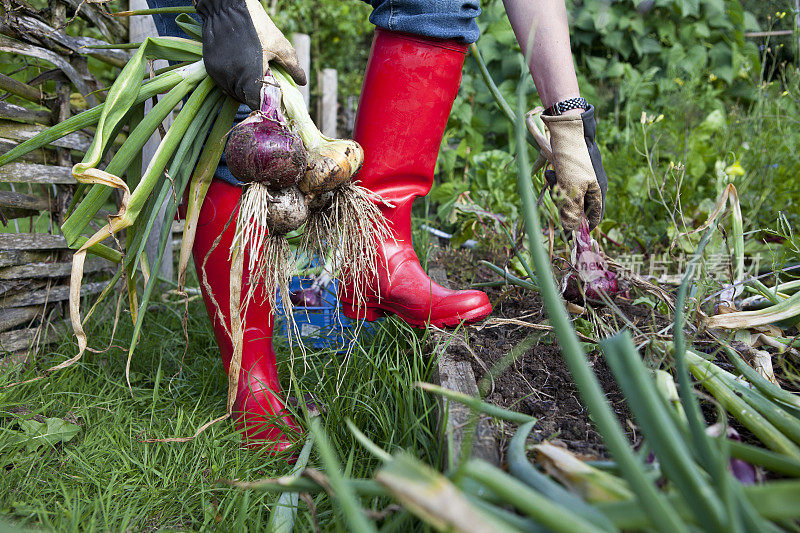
[192,29,492,448]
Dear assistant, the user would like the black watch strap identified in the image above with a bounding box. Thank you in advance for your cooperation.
[545,97,589,116]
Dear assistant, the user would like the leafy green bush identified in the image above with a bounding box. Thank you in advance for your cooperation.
[570,0,761,104]
[431,0,800,251]
[271,0,373,122]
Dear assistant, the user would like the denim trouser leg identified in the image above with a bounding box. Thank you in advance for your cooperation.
[144,0,199,39]
[363,0,481,44]
[146,0,481,46]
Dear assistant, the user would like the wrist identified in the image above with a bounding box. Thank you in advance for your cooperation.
[544,97,589,117]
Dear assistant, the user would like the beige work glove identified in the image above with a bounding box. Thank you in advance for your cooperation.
[540,106,608,231]
[195,0,306,110]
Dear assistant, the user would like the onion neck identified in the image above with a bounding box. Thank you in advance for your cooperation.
[272,65,326,151]
[259,69,286,122]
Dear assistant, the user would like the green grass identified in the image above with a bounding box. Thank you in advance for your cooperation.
[0,290,441,531]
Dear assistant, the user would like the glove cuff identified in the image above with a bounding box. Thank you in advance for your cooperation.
[541,105,608,227]
[195,0,237,19]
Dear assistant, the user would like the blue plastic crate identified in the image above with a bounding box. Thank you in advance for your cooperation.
[275,277,380,350]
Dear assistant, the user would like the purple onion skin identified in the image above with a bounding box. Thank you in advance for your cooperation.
[729,458,757,485]
[290,287,323,307]
[225,117,307,188]
[225,69,308,188]
[565,216,619,301]
[706,425,757,485]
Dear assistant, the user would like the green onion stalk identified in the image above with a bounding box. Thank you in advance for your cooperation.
[0,15,392,417]
[0,35,224,381]
[0,35,217,380]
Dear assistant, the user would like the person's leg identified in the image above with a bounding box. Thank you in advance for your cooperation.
[503,0,582,112]
[340,2,492,327]
[364,0,480,44]
[145,0,198,39]
[146,0,293,447]
[193,180,298,449]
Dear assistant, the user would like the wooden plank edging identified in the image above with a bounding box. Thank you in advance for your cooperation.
[1,281,106,308]
[0,233,68,250]
[0,318,69,354]
[428,260,500,469]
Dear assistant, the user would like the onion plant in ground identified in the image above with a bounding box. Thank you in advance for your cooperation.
[0,290,441,531]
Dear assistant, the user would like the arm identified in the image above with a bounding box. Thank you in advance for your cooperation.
[503,0,608,231]
[503,0,581,113]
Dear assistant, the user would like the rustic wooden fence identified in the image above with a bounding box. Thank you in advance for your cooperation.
[0,2,343,363]
[0,1,125,361]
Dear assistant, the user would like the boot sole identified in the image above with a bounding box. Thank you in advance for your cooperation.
[340,300,492,329]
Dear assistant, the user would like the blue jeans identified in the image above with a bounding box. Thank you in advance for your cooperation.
[364,0,480,44]
[147,0,481,44]
[145,0,480,185]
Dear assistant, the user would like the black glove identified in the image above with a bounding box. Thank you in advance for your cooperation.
[195,0,306,110]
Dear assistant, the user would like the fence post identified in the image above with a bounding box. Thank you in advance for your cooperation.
[292,33,311,107]
[129,0,174,282]
[795,0,800,65]
[320,68,338,138]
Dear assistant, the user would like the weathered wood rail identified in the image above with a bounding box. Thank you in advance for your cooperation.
[0,0,125,360]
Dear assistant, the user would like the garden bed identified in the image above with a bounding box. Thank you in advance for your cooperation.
[432,245,676,460]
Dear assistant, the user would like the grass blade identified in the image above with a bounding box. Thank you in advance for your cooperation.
[309,419,376,532]
[266,433,315,533]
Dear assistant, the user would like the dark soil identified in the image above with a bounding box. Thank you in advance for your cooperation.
[430,245,673,460]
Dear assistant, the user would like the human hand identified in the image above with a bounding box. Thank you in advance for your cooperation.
[195,0,306,110]
[540,105,607,231]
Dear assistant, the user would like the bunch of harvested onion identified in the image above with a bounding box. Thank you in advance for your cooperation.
[223,66,391,339]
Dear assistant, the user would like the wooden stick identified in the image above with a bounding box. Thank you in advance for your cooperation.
[744,30,795,38]
[0,72,46,104]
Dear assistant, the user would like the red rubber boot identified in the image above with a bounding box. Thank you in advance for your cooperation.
[339,29,492,328]
[193,179,298,450]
